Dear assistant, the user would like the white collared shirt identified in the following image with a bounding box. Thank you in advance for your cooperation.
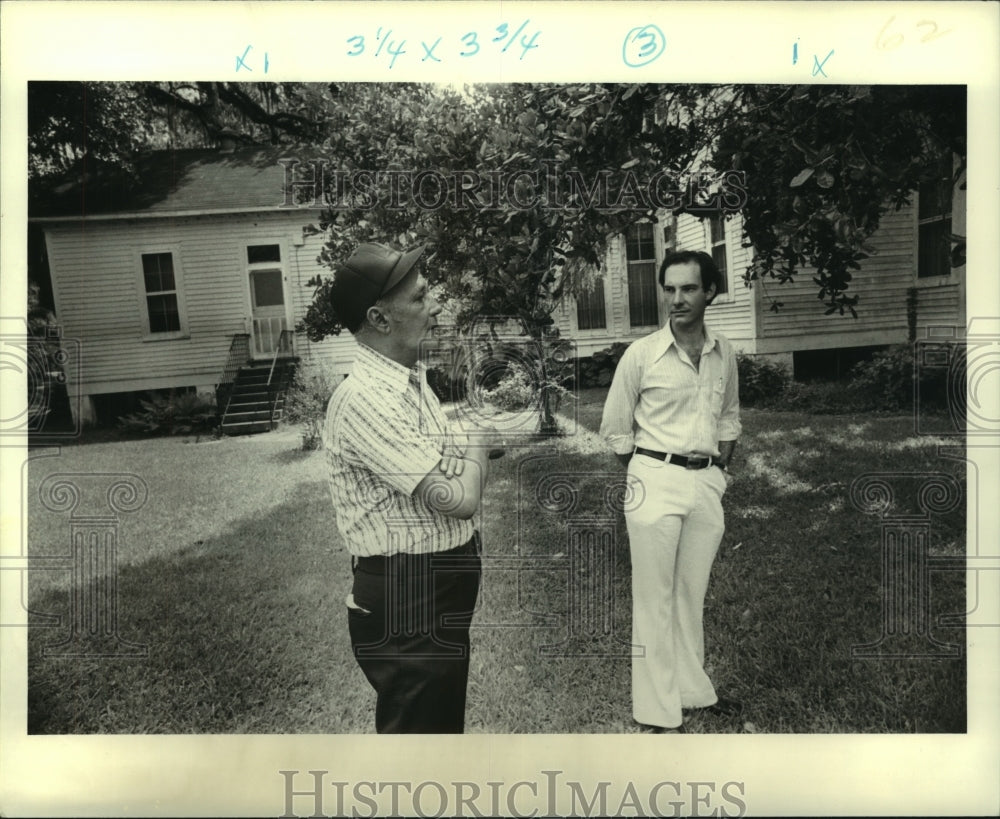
[599,323,741,457]
[323,343,474,557]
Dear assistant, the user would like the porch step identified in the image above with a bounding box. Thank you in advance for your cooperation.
[218,358,298,436]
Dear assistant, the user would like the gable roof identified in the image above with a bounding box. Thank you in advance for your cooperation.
[30,146,326,221]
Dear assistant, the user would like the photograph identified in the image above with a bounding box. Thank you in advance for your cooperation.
[2,2,998,817]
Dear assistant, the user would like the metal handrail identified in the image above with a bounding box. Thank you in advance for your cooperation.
[266,329,294,387]
[267,330,296,428]
[216,333,251,415]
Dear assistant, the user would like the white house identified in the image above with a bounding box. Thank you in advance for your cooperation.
[31,145,965,427]
[556,160,966,376]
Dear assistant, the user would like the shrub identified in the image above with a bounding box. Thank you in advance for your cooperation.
[482,367,538,412]
[846,344,953,413]
[736,354,791,407]
[283,371,338,450]
[117,390,218,436]
[577,342,631,388]
[845,345,916,411]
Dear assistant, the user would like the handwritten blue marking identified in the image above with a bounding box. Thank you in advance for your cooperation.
[518,29,540,60]
[792,40,798,65]
[622,24,666,68]
[375,29,390,57]
[812,49,834,77]
[495,19,529,53]
[460,31,480,57]
[346,35,365,56]
[421,37,442,62]
[236,45,253,72]
[264,53,269,73]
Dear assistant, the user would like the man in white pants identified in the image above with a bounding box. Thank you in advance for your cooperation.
[600,249,742,733]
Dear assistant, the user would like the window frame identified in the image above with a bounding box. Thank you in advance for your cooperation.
[915,157,954,283]
[624,221,660,329]
[703,213,733,302]
[135,246,189,340]
[574,273,609,332]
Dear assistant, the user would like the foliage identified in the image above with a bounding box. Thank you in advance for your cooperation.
[482,367,539,412]
[712,85,966,316]
[736,354,791,406]
[27,81,967,329]
[28,81,327,186]
[847,344,952,413]
[117,390,217,436]
[577,342,632,388]
[282,370,337,450]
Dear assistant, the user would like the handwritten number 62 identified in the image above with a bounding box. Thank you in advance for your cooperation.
[876,15,951,51]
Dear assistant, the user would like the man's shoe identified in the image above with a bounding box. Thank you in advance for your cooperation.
[635,721,686,734]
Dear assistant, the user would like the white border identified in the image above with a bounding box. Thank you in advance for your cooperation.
[2,2,998,816]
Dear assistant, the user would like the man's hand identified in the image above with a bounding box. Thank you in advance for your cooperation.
[439,445,467,479]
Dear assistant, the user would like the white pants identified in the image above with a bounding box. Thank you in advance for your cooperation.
[626,455,728,728]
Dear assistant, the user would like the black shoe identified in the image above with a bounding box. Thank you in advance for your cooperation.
[635,721,686,734]
[698,697,743,718]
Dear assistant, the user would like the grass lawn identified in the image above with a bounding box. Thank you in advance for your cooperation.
[25,389,966,733]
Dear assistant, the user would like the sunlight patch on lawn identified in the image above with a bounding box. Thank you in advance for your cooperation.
[753,427,815,444]
[735,505,774,520]
[553,415,612,455]
[883,435,953,451]
[743,453,814,494]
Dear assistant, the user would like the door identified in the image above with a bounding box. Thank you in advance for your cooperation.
[246,243,288,358]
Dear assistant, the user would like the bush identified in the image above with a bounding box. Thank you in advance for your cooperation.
[482,367,540,412]
[283,371,338,450]
[846,344,953,413]
[736,354,791,406]
[577,342,631,388]
[117,390,218,437]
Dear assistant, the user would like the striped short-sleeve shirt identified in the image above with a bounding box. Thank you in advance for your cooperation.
[323,343,474,557]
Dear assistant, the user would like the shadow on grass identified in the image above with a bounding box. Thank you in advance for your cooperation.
[27,480,371,734]
[27,417,968,735]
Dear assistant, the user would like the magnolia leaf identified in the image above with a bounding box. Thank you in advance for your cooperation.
[790,168,814,187]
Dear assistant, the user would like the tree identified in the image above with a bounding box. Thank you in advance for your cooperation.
[710,84,966,315]
[28,81,328,183]
[297,82,735,430]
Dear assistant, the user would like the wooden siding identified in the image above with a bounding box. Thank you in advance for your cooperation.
[754,200,965,353]
[45,211,357,397]
[559,212,757,356]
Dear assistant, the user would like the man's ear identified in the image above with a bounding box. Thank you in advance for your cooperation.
[365,303,392,334]
[705,282,717,303]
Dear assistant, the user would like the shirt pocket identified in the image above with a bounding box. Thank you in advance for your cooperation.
[708,377,726,422]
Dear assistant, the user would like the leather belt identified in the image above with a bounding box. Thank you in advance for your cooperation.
[634,447,719,470]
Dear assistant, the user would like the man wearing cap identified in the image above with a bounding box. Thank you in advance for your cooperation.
[600,249,742,734]
[322,242,495,734]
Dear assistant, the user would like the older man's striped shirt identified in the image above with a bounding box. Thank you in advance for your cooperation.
[323,343,474,557]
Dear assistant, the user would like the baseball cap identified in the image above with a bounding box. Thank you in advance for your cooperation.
[330,243,426,329]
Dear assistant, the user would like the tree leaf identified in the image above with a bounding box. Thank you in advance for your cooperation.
[790,168,814,187]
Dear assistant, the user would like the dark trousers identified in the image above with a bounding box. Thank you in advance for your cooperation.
[348,533,481,733]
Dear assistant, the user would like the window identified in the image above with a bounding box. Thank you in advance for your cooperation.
[917,157,953,279]
[576,277,607,330]
[708,215,730,296]
[141,252,181,333]
[626,223,659,327]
